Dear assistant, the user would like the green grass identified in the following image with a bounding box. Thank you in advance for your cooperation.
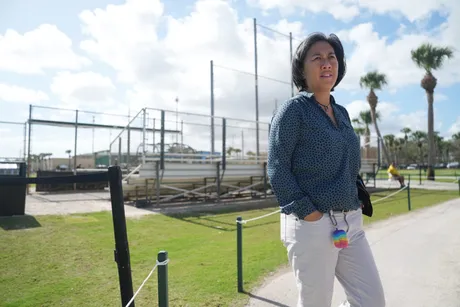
[0,189,458,307]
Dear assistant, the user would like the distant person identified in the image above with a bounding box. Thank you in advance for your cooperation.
[387,162,405,188]
[267,32,385,307]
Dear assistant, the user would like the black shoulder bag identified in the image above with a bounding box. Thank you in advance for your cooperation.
[357,174,373,217]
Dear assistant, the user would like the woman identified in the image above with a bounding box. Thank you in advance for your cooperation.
[267,32,385,307]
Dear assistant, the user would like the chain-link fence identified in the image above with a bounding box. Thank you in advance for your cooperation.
[0,121,27,162]
[134,108,270,165]
[27,105,131,172]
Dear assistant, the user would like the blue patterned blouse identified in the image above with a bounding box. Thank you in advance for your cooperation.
[267,92,361,220]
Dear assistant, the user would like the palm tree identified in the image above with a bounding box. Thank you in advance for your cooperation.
[353,110,381,161]
[226,147,234,157]
[65,149,72,169]
[354,127,365,137]
[400,127,411,164]
[383,134,396,162]
[411,43,454,180]
[401,127,412,144]
[359,71,391,166]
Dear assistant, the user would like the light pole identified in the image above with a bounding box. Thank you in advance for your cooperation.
[92,116,95,153]
[175,97,179,144]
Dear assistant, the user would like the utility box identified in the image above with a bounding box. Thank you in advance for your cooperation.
[0,162,27,217]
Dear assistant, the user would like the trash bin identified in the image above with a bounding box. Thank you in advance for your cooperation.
[0,162,27,217]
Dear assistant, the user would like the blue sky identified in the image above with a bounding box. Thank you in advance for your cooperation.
[1,0,459,158]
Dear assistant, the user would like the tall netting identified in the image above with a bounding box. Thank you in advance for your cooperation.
[144,108,218,164]
[0,121,26,162]
[28,106,132,171]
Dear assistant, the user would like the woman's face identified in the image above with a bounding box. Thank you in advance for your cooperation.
[303,41,339,93]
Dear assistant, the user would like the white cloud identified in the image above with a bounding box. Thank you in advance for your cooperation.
[79,0,165,84]
[50,71,116,109]
[0,24,91,74]
[0,84,49,103]
[2,0,459,158]
[249,0,460,92]
[248,0,453,22]
[247,0,360,21]
[421,92,448,102]
[338,19,460,91]
[344,99,429,138]
[356,0,452,22]
[79,0,298,122]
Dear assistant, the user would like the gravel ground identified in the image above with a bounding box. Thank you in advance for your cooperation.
[25,191,155,218]
[23,180,458,218]
[23,191,279,218]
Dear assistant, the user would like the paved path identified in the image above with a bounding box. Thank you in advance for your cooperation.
[247,198,460,307]
[373,178,459,191]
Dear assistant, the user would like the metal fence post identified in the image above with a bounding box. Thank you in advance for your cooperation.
[373,163,376,188]
[108,166,135,307]
[155,161,160,206]
[210,60,215,156]
[27,105,32,195]
[222,118,226,170]
[407,181,411,211]
[236,216,243,293]
[142,108,146,164]
[160,110,165,170]
[157,251,169,307]
[118,137,122,165]
[419,166,422,185]
[216,161,221,203]
[74,110,78,191]
[263,162,267,198]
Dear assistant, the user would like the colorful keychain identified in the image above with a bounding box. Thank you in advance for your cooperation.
[329,211,349,249]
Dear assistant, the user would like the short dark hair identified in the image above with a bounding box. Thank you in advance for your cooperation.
[292,32,346,92]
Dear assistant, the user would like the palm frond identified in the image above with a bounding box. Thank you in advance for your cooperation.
[359,71,388,90]
[411,43,454,73]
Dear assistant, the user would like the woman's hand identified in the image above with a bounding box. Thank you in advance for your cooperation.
[303,210,323,222]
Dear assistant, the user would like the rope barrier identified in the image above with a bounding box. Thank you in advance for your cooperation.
[235,185,412,293]
[372,186,407,204]
[1,165,170,306]
[236,209,281,224]
[236,186,409,225]
[125,259,170,307]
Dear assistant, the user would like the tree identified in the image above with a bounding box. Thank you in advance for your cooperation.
[359,71,391,166]
[411,43,454,180]
[353,110,380,160]
[65,149,72,169]
[226,147,234,156]
[383,134,396,162]
[353,127,365,137]
[401,127,412,144]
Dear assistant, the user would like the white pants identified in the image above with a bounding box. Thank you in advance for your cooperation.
[281,209,385,307]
